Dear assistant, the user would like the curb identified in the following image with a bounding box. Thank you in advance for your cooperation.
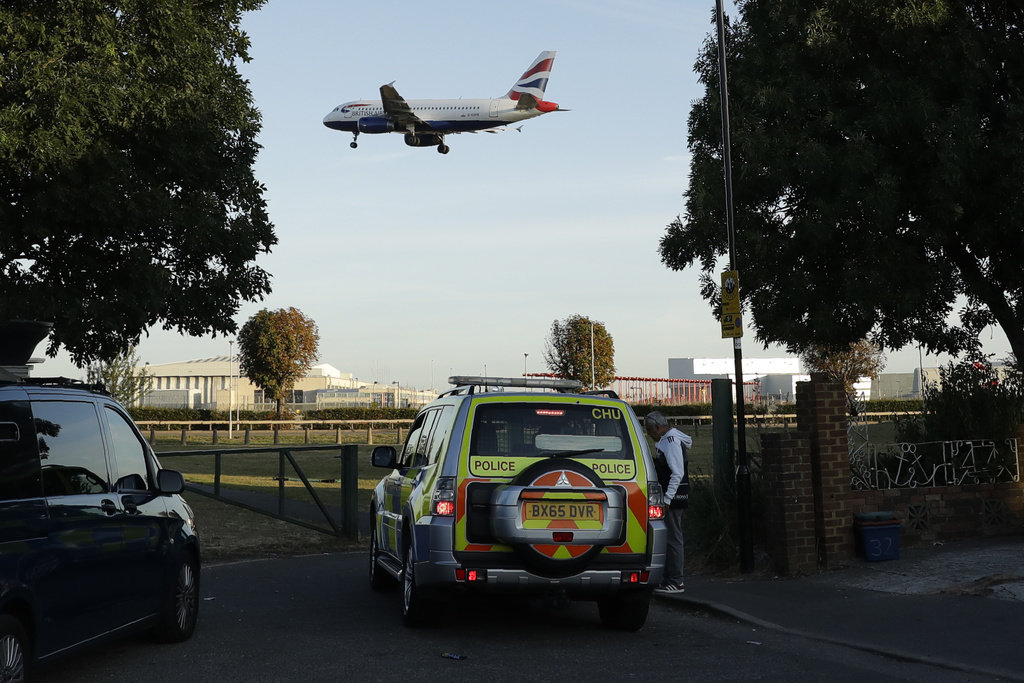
[654,592,1024,682]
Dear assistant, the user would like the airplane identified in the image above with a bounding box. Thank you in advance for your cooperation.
[322,51,566,154]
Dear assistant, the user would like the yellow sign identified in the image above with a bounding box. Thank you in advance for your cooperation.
[721,313,743,339]
[721,270,740,315]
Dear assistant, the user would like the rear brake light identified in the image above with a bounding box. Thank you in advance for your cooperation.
[552,531,574,543]
[456,568,486,582]
[647,481,665,520]
[618,569,651,585]
[432,476,456,516]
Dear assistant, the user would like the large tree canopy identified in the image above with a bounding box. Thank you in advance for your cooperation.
[237,307,319,416]
[661,1,1024,362]
[0,0,276,365]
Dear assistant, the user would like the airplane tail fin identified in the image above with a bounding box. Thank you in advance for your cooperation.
[504,51,557,101]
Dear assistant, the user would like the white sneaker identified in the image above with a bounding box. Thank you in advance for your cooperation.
[655,582,684,594]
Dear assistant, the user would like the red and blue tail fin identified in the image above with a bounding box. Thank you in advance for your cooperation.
[505,51,557,101]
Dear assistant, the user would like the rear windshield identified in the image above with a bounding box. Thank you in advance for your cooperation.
[470,402,633,460]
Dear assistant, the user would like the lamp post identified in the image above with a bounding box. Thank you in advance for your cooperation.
[590,321,596,389]
[524,353,529,377]
[392,381,400,408]
[228,341,234,440]
[716,0,754,572]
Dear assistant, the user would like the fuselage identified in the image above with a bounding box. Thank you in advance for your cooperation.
[322,97,550,134]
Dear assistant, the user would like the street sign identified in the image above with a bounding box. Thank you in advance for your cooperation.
[721,270,740,315]
[721,313,743,339]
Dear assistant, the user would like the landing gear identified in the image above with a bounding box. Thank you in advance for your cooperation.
[437,143,450,155]
[350,132,359,149]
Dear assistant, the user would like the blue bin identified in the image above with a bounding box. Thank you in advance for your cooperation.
[855,522,901,562]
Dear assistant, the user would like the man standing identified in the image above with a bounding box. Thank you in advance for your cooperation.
[643,411,691,593]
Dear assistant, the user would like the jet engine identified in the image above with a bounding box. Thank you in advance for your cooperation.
[404,132,442,147]
[357,117,395,134]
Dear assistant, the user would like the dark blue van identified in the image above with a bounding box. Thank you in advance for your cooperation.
[0,375,200,679]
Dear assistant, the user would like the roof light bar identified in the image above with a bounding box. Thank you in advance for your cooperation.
[447,376,583,391]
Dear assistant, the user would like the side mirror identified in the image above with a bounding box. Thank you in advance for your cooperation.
[156,469,186,494]
[371,445,398,469]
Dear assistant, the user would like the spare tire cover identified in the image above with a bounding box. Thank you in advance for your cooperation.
[507,458,608,578]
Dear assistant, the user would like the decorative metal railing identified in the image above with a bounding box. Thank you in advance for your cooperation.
[847,396,873,489]
[851,438,1020,490]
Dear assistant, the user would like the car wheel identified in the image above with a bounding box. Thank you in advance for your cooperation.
[401,543,432,628]
[153,550,200,642]
[597,591,651,632]
[0,615,28,683]
[369,518,398,591]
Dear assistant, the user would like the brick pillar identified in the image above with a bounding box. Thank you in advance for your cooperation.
[762,432,817,575]
[796,375,854,568]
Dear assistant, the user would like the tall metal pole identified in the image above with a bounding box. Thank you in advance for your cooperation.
[590,322,596,389]
[716,0,754,572]
[228,340,234,440]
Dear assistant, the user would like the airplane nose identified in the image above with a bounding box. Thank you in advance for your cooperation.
[323,111,343,129]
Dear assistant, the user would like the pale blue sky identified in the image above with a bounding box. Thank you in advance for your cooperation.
[40,0,1011,389]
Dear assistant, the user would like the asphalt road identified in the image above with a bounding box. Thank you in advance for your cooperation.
[33,553,1004,683]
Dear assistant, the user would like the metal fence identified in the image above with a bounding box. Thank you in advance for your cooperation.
[158,443,361,539]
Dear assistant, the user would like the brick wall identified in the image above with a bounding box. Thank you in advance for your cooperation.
[760,375,1024,576]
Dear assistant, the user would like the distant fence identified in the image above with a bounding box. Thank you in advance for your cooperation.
[136,419,415,446]
[526,373,760,405]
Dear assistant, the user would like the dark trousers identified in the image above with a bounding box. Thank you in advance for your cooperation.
[665,507,685,585]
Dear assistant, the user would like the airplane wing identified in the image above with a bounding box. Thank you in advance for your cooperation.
[379,82,424,130]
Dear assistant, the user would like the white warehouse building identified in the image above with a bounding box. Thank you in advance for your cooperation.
[140,357,436,410]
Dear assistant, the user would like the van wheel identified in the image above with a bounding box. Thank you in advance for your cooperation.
[369,520,398,591]
[0,615,28,682]
[401,542,433,628]
[153,550,200,642]
[597,591,651,632]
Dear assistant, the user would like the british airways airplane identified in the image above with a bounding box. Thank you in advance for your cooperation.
[322,51,565,154]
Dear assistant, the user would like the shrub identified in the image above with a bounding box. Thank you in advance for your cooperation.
[683,470,767,574]
[906,357,1024,442]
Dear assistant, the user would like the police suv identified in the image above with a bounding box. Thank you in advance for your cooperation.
[368,376,667,631]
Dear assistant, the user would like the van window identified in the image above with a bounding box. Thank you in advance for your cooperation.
[0,400,40,501]
[407,409,439,468]
[33,401,110,496]
[470,403,632,459]
[424,405,454,464]
[105,406,151,491]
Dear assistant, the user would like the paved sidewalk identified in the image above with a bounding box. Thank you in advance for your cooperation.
[661,536,1024,681]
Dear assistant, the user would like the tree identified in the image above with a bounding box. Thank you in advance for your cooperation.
[237,308,319,416]
[543,315,615,390]
[86,346,153,407]
[0,1,276,366]
[660,1,1024,363]
[800,339,886,399]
